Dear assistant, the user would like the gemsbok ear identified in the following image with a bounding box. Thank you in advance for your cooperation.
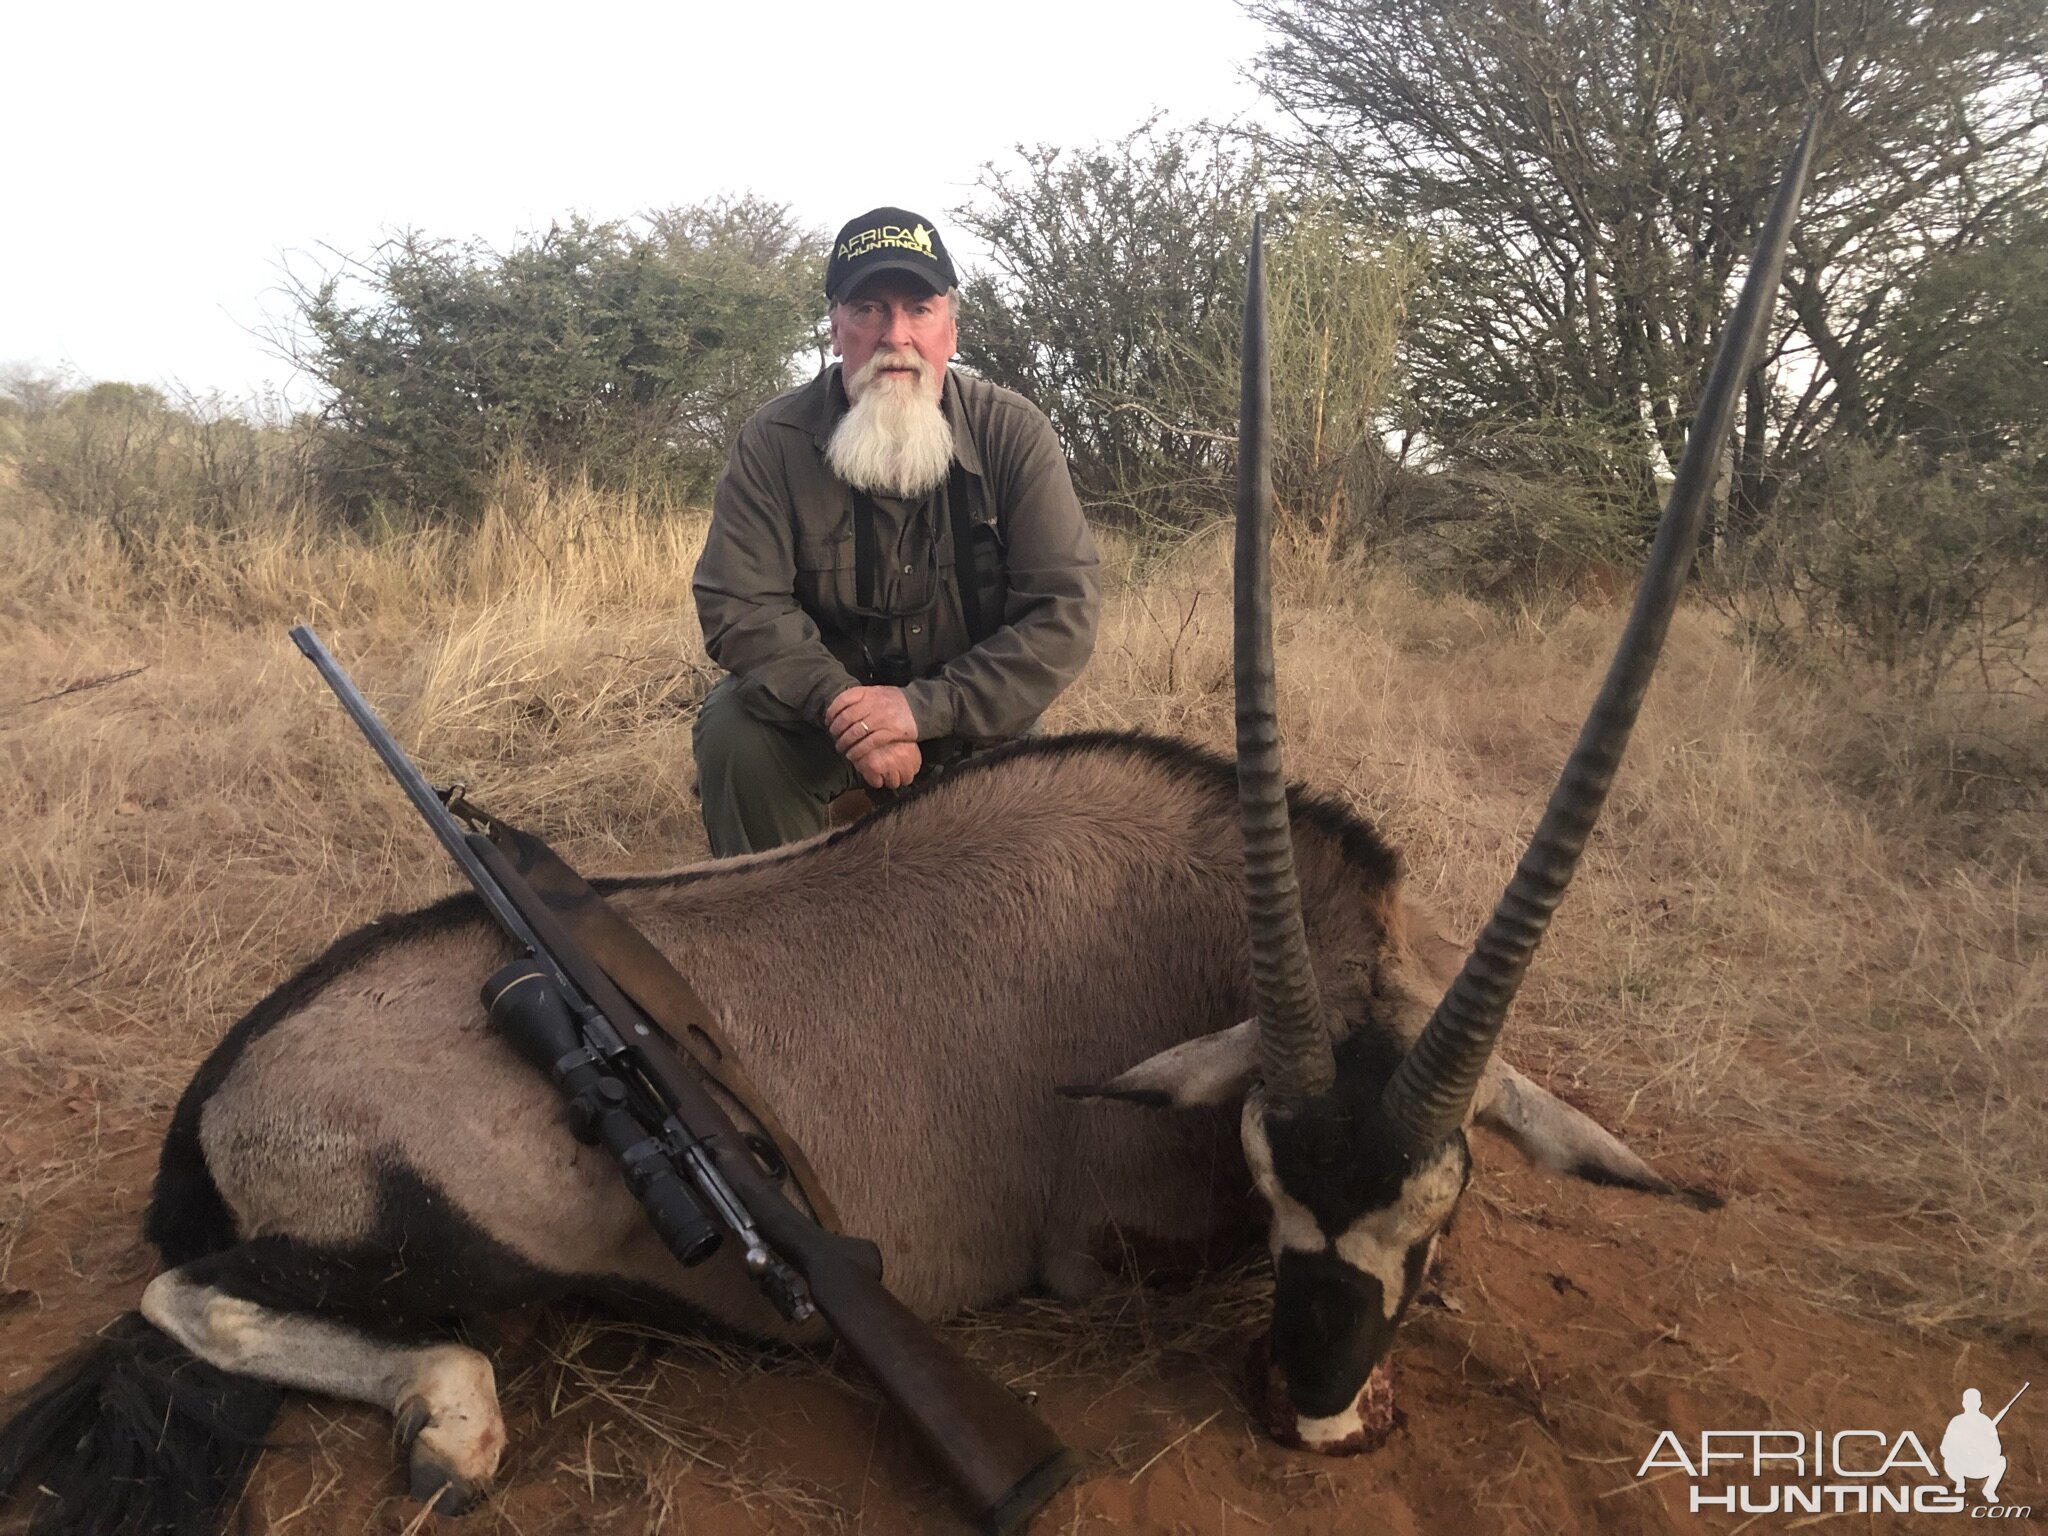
[1475,1062,1723,1211]
[1058,1021,1259,1109]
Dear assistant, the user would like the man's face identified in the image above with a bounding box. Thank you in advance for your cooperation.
[829,272,957,401]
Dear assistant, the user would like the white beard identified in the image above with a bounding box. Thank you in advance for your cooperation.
[826,352,956,498]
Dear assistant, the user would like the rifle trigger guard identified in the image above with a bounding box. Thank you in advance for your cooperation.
[441,785,485,827]
[745,1132,789,1183]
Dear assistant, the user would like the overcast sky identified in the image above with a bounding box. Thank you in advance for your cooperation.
[7,0,1274,404]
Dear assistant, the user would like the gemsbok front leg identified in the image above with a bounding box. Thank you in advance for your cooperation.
[141,1269,506,1512]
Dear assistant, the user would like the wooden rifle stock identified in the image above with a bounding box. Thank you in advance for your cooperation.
[464,834,1079,1534]
[739,1188,1081,1536]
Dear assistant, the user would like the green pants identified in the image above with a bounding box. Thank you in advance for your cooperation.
[692,677,1002,856]
[692,677,865,857]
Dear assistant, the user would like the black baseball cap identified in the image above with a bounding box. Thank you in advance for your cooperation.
[825,207,958,304]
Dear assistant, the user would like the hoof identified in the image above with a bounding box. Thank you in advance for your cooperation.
[395,1393,491,1517]
[394,1394,432,1447]
[408,1459,486,1517]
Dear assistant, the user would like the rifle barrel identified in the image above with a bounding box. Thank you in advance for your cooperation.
[1992,1382,2029,1426]
[289,625,548,963]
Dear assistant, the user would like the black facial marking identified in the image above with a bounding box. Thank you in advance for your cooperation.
[1401,1234,1433,1299]
[1256,1033,1474,1419]
[1271,1248,1393,1419]
[1260,1032,1434,1228]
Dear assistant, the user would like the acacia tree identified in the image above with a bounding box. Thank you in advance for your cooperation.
[954,120,1264,529]
[1248,0,2048,541]
[1862,199,2048,465]
[645,197,832,460]
[956,120,1415,545]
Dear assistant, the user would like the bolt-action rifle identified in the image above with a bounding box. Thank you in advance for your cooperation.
[289,624,1077,1536]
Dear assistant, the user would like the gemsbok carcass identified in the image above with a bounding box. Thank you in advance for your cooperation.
[0,125,1818,1535]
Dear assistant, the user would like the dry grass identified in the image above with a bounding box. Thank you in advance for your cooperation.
[2,469,2043,1359]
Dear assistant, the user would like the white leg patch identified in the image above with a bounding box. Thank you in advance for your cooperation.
[142,1272,268,1363]
[140,1267,506,1489]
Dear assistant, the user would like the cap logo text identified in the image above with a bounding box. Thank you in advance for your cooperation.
[837,223,935,262]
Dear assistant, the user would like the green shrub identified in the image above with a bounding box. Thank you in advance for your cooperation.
[1389,415,1653,601]
[290,197,821,519]
[0,373,316,538]
[1726,443,2048,691]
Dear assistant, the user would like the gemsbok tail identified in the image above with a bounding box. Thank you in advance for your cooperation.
[0,1311,281,1536]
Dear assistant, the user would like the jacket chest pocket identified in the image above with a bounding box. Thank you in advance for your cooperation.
[793,531,856,621]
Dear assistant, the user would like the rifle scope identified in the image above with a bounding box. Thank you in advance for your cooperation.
[485,959,722,1267]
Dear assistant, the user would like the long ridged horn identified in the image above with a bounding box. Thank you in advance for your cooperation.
[1236,213,1336,1104]
[1380,113,1825,1146]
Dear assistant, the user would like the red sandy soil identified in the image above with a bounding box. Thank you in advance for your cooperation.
[2,1066,2042,1535]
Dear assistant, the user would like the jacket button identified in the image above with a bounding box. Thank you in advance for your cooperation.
[902,564,914,574]
[910,624,922,634]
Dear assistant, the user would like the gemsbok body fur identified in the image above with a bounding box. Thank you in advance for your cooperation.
[0,122,1818,1535]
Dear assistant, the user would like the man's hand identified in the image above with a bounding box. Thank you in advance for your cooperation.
[825,685,923,791]
[853,739,922,791]
[826,685,919,757]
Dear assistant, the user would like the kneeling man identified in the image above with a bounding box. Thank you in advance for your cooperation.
[691,207,1100,854]
[1941,1388,2009,1502]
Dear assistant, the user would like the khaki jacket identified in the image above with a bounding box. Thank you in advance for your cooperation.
[693,366,1100,742]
